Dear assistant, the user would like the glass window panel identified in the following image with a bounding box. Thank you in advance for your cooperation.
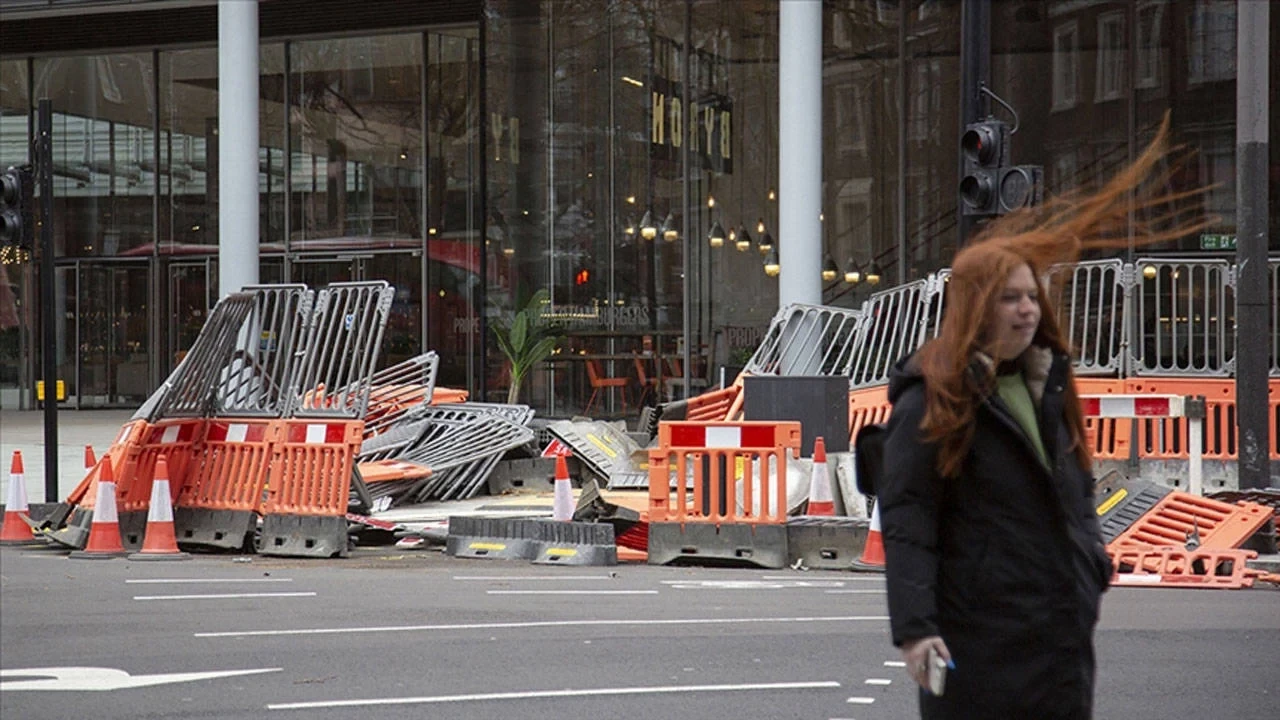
[34,53,155,258]
[0,59,30,403]
[289,34,423,251]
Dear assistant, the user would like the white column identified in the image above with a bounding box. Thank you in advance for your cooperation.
[778,0,822,308]
[218,0,260,297]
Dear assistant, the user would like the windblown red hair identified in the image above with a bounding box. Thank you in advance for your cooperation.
[916,113,1212,478]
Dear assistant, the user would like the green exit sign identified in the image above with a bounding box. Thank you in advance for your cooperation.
[1199,233,1237,250]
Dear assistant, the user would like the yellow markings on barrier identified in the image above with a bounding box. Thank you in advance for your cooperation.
[544,547,578,557]
[734,456,746,481]
[470,542,508,552]
[586,433,618,459]
[1096,488,1128,516]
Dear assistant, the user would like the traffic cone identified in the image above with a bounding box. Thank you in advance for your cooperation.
[84,445,96,471]
[1,451,38,545]
[128,456,189,561]
[805,437,836,516]
[552,454,574,522]
[851,499,885,572]
[69,460,125,559]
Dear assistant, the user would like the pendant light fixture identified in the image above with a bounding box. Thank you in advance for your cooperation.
[844,258,861,284]
[821,254,839,282]
[661,211,678,242]
[735,225,752,252]
[639,210,658,240]
[866,261,883,286]
[707,220,726,248]
[763,246,780,277]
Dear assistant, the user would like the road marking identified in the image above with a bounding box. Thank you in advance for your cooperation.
[824,589,887,594]
[662,580,847,590]
[452,575,612,581]
[848,697,876,704]
[760,575,883,581]
[864,678,892,686]
[134,592,316,601]
[266,680,842,710]
[196,615,890,638]
[486,590,658,596]
[883,660,906,668]
[1,666,280,692]
[125,578,294,584]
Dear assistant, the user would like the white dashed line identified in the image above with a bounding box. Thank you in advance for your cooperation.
[485,590,658,596]
[126,578,294,584]
[452,575,612,581]
[864,678,892,686]
[134,592,316,601]
[883,660,907,668]
[847,696,876,704]
[266,680,843,710]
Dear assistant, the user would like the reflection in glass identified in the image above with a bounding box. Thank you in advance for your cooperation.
[289,34,423,251]
[35,54,156,258]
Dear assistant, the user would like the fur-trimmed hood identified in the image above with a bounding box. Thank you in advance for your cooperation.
[888,344,1058,406]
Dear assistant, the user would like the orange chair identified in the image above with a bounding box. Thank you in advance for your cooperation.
[585,359,629,415]
[633,354,659,407]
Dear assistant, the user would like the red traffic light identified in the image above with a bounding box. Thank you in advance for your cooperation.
[962,123,1001,166]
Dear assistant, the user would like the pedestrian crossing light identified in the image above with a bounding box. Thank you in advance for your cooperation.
[959,120,1007,217]
[959,119,1042,217]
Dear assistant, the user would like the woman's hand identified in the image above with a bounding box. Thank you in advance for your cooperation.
[901,635,951,691]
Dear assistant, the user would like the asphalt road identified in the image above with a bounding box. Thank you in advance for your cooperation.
[1,546,1277,720]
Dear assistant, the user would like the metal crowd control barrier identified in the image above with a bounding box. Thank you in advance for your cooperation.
[849,278,932,389]
[1051,259,1127,376]
[291,282,394,419]
[137,292,258,422]
[260,419,364,558]
[362,352,441,438]
[1079,394,1204,494]
[1132,258,1234,377]
[174,419,278,550]
[215,285,313,418]
[647,421,801,568]
[743,304,863,377]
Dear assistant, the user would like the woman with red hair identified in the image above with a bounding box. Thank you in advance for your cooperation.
[878,115,1207,719]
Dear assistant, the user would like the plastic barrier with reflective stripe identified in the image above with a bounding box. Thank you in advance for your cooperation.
[264,420,363,516]
[648,421,801,525]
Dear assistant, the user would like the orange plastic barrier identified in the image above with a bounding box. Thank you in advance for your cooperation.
[648,421,801,524]
[263,420,364,516]
[1076,378,1130,460]
[66,421,151,510]
[429,387,470,404]
[177,419,278,513]
[117,419,205,515]
[1121,378,1280,461]
[356,459,432,484]
[684,383,743,423]
[847,385,891,448]
[1109,546,1260,589]
[1108,491,1275,551]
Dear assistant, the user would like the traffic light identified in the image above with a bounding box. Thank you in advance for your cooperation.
[958,119,1043,217]
[0,165,35,250]
[959,120,1008,217]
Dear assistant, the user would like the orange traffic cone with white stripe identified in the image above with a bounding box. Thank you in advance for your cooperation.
[851,499,885,572]
[69,459,126,559]
[128,456,189,561]
[805,437,836,516]
[552,454,574,522]
[1,451,39,545]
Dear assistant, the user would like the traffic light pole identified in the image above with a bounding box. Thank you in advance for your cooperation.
[957,0,990,246]
[1235,1,1269,490]
[37,99,58,503]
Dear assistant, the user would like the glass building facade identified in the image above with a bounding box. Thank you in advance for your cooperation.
[1,0,1277,418]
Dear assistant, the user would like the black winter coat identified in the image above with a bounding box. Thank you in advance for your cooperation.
[879,347,1113,720]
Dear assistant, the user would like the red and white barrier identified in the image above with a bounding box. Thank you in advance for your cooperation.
[1080,394,1203,495]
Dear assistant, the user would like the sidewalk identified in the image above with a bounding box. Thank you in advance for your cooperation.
[0,409,138,503]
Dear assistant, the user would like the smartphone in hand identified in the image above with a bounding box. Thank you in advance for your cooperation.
[927,646,947,696]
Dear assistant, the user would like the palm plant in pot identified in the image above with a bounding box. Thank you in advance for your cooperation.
[491,289,561,404]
